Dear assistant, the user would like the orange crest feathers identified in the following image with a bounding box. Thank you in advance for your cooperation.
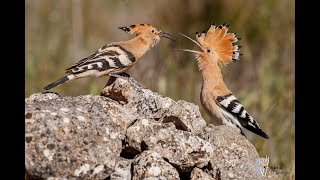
[118,24,156,35]
[198,23,242,65]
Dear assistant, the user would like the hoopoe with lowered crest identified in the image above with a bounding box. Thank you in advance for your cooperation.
[44,24,174,90]
[175,23,269,139]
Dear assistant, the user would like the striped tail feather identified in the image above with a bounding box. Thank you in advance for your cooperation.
[243,124,269,139]
[44,76,71,90]
[217,93,270,139]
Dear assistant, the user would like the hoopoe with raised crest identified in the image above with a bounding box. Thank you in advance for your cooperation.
[175,23,269,139]
[44,24,174,90]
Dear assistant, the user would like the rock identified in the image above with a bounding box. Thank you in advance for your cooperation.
[199,125,279,179]
[132,150,180,180]
[25,92,60,102]
[126,119,168,152]
[126,118,213,172]
[142,123,213,172]
[160,100,207,134]
[25,93,133,179]
[101,76,207,134]
[25,77,279,179]
[110,159,132,180]
[190,168,215,180]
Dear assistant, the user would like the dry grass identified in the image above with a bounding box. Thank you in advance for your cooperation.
[25,0,294,179]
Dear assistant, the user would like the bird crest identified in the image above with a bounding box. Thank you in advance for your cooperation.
[119,24,157,35]
[118,23,174,41]
[197,23,242,65]
[176,23,242,66]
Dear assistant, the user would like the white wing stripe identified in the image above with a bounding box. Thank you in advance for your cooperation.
[220,95,237,108]
[240,109,247,118]
[232,103,242,113]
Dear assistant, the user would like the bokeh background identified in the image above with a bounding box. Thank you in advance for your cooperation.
[25,0,294,179]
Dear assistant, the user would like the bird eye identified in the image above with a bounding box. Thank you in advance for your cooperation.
[207,49,211,53]
[151,30,155,33]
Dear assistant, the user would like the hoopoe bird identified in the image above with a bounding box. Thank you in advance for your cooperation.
[44,24,174,90]
[175,23,269,139]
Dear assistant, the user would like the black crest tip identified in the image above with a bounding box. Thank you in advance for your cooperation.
[118,26,130,32]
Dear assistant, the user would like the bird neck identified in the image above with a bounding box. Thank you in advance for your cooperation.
[201,61,229,96]
[122,35,154,60]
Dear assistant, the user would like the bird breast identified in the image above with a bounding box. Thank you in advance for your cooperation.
[200,84,223,125]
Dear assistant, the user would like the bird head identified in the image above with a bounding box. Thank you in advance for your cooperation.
[175,23,242,70]
[118,24,175,47]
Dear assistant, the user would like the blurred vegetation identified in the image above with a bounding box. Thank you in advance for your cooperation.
[26,0,294,179]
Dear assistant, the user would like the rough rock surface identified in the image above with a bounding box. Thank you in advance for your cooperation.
[101,76,207,134]
[132,150,180,180]
[142,123,213,171]
[190,168,215,180]
[25,76,279,179]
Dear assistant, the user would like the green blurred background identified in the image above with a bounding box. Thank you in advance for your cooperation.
[25,0,294,179]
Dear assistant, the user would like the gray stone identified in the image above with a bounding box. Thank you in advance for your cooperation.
[110,158,132,180]
[26,92,60,102]
[190,168,215,180]
[199,125,279,179]
[160,100,207,134]
[25,77,279,179]
[101,77,207,134]
[143,123,213,172]
[25,94,133,179]
[132,150,180,180]
[126,119,168,152]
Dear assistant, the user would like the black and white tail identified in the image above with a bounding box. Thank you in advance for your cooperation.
[217,93,269,139]
[44,75,73,90]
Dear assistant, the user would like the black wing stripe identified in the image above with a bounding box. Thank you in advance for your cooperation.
[100,45,136,63]
[111,57,126,68]
[238,106,244,116]
[113,45,136,63]
[73,66,89,75]
[72,59,113,74]
[226,99,241,112]
[101,60,111,69]
[91,64,98,70]
[96,50,120,57]
[216,95,269,139]
[79,59,106,67]
[217,93,233,102]
[65,44,135,75]
[243,123,269,139]
[65,52,98,71]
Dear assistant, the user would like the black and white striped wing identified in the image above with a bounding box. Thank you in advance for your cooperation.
[65,44,136,76]
[216,94,269,139]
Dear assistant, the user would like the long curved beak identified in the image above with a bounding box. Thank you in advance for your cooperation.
[159,31,176,41]
[177,33,204,51]
[173,33,203,55]
[173,49,202,54]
